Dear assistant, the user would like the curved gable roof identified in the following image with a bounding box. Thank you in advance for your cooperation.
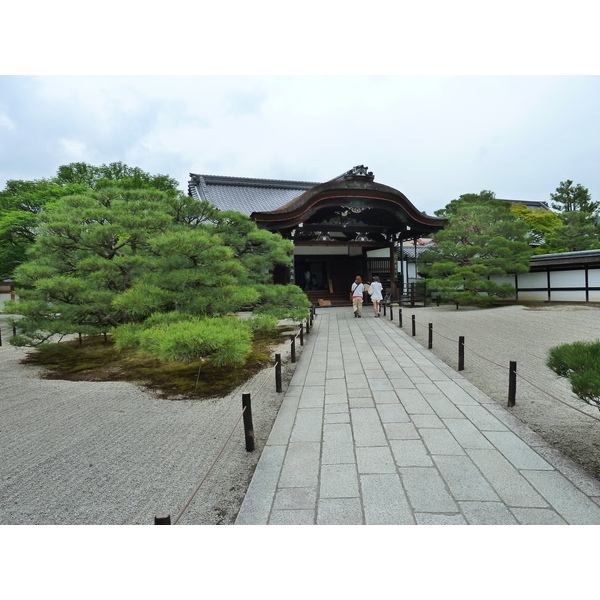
[250,166,447,237]
[188,166,448,239]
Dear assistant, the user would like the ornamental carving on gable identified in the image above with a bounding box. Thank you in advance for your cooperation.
[343,165,374,180]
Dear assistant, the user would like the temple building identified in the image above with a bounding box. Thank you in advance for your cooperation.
[188,166,448,303]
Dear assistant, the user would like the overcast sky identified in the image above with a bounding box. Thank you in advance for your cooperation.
[2,5,599,216]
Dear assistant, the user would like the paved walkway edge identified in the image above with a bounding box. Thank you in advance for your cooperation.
[236,308,600,525]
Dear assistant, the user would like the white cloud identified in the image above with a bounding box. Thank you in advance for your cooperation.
[58,138,88,160]
[0,112,15,130]
[1,75,599,215]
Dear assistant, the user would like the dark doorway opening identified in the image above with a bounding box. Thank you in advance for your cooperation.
[297,259,329,291]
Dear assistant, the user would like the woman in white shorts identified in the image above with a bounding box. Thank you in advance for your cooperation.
[370,275,383,317]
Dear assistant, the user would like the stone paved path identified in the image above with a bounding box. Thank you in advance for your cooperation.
[236,307,600,524]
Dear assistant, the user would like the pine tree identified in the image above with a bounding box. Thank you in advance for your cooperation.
[545,180,600,253]
[421,191,533,306]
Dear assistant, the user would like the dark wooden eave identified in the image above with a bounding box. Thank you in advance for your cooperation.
[250,172,447,240]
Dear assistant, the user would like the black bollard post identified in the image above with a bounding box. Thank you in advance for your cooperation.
[0,325,2,347]
[399,309,402,328]
[508,361,517,407]
[383,304,387,317]
[458,336,465,371]
[242,393,255,451]
[411,315,416,337]
[154,514,171,525]
[300,325,304,346]
[290,335,296,363]
[306,319,310,335]
[428,323,433,349]
[389,305,393,321]
[275,353,282,393]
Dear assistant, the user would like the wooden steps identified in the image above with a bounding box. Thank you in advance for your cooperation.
[304,291,352,307]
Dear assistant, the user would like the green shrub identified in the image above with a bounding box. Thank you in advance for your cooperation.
[248,314,279,335]
[547,341,600,410]
[115,315,253,368]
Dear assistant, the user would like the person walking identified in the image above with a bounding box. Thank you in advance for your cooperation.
[370,275,383,317]
[351,275,364,318]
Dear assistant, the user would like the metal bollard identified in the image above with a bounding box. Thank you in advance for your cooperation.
[290,335,296,363]
[458,336,465,371]
[275,353,282,393]
[300,326,304,346]
[399,309,402,328]
[428,323,433,349]
[389,305,393,321]
[154,514,171,525]
[242,393,255,451]
[411,315,416,337]
[508,361,517,407]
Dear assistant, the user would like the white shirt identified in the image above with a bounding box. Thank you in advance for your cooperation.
[351,282,364,297]
[370,281,383,301]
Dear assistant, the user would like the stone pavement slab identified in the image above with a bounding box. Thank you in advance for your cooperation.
[235,307,600,525]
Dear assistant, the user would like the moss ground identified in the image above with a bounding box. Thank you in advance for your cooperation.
[21,332,283,399]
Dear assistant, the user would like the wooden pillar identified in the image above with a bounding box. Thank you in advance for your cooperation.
[389,244,397,301]
[413,236,419,286]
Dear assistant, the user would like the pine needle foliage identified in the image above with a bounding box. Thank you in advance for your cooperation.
[547,341,600,411]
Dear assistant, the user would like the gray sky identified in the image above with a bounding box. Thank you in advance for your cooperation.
[2,5,599,216]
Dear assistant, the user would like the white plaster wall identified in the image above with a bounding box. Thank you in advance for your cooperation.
[550,270,585,287]
[518,271,548,287]
[517,290,549,301]
[0,292,13,312]
[589,270,600,286]
[550,290,587,301]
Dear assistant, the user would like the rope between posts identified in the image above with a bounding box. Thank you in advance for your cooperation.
[513,370,600,424]
[165,322,303,523]
[402,313,511,371]
[251,358,280,398]
[172,405,248,525]
[390,311,600,423]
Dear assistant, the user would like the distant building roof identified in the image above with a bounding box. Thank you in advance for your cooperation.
[500,199,551,211]
[530,248,600,268]
[400,245,431,260]
[188,174,319,216]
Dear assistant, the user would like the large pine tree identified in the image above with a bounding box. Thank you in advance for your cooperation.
[545,180,600,253]
[6,179,309,365]
[421,191,533,306]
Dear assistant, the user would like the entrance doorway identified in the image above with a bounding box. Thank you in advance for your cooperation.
[297,259,329,292]
[295,256,369,295]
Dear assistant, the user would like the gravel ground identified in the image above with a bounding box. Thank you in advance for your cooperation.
[2,304,600,525]
[386,302,600,480]
[0,317,300,525]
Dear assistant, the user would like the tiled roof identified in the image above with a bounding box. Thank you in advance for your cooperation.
[190,173,552,218]
[500,199,551,211]
[400,246,431,259]
[189,174,319,216]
